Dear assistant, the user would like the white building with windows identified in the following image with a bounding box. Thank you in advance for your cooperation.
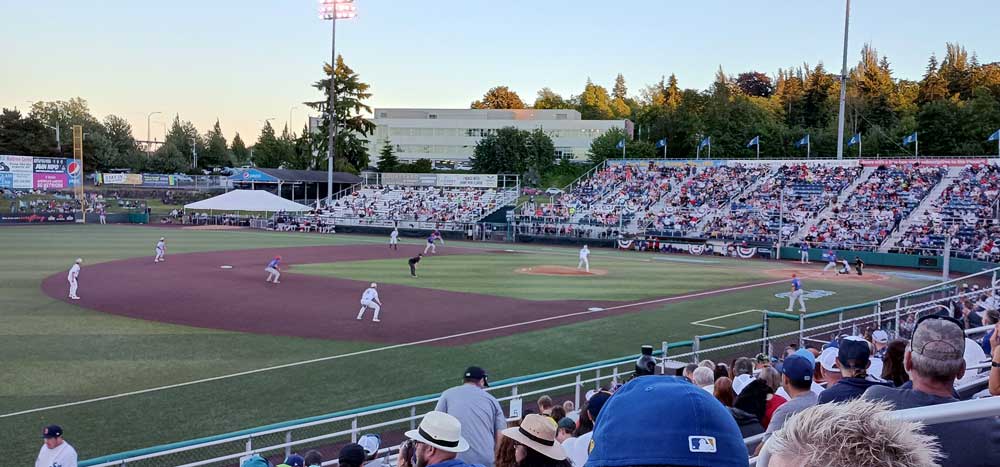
[365,108,631,167]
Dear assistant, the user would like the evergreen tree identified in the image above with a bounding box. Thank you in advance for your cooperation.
[578,79,615,119]
[201,119,231,168]
[471,86,526,109]
[377,141,400,172]
[305,55,376,173]
[252,121,283,168]
[231,133,250,165]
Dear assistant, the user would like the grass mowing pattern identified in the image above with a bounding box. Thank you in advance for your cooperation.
[0,225,919,464]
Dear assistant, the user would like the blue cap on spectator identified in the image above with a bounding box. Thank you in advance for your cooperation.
[838,336,871,369]
[586,391,613,422]
[241,455,270,467]
[283,454,305,467]
[42,425,63,439]
[584,376,748,467]
[781,354,814,382]
[793,348,816,367]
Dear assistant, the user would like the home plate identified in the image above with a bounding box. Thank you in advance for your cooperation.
[588,307,605,312]
[504,249,516,252]
[220,265,233,269]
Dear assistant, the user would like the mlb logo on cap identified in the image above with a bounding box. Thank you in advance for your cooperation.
[688,436,717,453]
[42,425,63,438]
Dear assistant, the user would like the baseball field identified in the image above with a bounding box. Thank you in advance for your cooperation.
[0,225,937,464]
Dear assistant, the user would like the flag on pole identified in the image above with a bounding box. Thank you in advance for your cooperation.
[988,129,1000,142]
[848,133,861,147]
[616,139,625,150]
[698,136,711,149]
[902,132,917,145]
[747,136,760,148]
[655,138,667,149]
[794,135,810,148]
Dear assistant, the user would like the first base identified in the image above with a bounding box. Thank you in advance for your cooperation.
[220,265,233,269]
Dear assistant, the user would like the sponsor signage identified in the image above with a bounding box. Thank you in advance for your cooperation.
[102,173,144,185]
[32,157,68,189]
[860,158,993,167]
[0,212,77,224]
[379,173,499,188]
[142,174,175,187]
[0,155,34,189]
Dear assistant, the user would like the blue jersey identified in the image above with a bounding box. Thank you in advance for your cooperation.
[427,235,436,244]
[800,244,809,252]
[824,251,836,262]
[267,258,280,268]
[792,278,801,290]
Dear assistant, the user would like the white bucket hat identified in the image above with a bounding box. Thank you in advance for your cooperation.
[501,414,567,461]
[404,411,469,453]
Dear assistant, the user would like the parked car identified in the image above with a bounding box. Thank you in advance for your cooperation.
[521,187,541,195]
[544,187,564,195]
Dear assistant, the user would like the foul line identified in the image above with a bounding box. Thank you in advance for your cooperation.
[1,275,785,419]
[691,309,768,329]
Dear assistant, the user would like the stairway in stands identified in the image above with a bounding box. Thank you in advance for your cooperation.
[879,165,964,251]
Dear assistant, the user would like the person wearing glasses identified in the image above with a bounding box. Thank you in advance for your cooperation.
[863,315,1000,467]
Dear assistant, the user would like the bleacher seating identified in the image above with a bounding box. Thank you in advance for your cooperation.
[645,164,771,237]
[324,185,516,225]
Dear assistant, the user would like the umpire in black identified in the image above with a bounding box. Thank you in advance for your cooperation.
[408,253,423,277]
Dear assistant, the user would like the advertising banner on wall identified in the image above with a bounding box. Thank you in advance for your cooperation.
[859,158,994,167]
[0,212,77,224]
[0,155,35,189]
[66,158,82,187]
[142,174,175,187]
[101,173,144,185]
[32,157,68,189]
[380,173,499,188]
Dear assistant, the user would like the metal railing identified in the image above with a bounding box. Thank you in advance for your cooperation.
[81,266,1000,467]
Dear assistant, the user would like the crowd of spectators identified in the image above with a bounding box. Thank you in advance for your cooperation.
[804,164,946,251]
[644,165,771,236]
[896,164,1000,260]
[325,186,515,225]
[705,164,861,243]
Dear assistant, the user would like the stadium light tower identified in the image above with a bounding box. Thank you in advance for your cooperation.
[835,0,851,160]
[319,0,357,206]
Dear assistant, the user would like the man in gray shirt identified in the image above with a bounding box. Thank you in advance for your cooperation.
[756,352,818,455]
[434,366,506,467]
[864,315,1000,467]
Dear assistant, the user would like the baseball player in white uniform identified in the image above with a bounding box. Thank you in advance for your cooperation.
[578,245,591,272]
[357,282,382,322]
[154,237,166,263]
[389,228,399,250]
[68,258,82,300]
[786,273,806,313]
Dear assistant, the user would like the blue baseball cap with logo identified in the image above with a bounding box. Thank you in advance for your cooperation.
[584,376,748,467]
[780,353,814,382]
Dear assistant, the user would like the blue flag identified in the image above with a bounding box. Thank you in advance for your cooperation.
[655,138,667,149]
[988,129,1000,142]
[616,139,625,150]
[698,136,711,149]
[795,135,809,148]
[848,133,861,147]
[902,132,917,145]
[747,136,760,148]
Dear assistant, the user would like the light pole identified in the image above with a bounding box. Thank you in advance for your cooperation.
[147,111,162,156]
[319,0,358,205]
[288,105,298,133]
[43,123,61,154]
[835,0,851,160]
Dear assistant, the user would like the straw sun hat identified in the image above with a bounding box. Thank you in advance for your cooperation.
[502,414,567,460]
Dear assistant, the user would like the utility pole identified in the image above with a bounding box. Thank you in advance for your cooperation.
[835,0,852,160]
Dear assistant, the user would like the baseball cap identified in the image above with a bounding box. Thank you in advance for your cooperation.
[793,348,816,367]
[837,336,871,369]
[912,315,966,361]
[557,417,577,431]
[283,454,305,467]
[818,347,841,373]
[241,454,270,467]
[358,434,381,456]
[872,330,889,344]
[583,376,748,467]
[42,425,63,439]
[586,391,613,422]
[339,444,365,466]
[780,354,813,382]
[732,373,754,395]
[754,353,770,365]
[464,366,487,380]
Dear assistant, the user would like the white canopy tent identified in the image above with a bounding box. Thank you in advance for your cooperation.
[184,189,311,212]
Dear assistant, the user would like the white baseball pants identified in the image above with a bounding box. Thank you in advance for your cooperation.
[358,300,381,321]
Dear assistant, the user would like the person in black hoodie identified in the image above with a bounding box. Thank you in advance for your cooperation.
[730,379,766,439]
[818,336,891,404]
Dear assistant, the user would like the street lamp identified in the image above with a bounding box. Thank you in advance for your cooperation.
[43,122,61,154]
[288,105,299,133]
[319,0,358,205]
[147,111,162,156]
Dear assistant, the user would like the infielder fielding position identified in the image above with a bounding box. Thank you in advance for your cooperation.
[786,273,806,312]
[578,245,590,272]
[389,227,399,250]
[67,258,82,300]
[423,231,442,254]
[265,255,282,284]
[154,237,166,263]
[357,282,382,322]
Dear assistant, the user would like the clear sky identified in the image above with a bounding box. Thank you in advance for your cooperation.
[2,0,998,145]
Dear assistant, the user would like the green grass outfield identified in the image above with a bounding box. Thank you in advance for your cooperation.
[0,225,926,464]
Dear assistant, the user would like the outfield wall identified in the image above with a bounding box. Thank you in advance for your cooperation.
[780,247,998,275]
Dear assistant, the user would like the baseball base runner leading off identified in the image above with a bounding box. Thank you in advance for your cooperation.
[357,283,382,322]
[154,237,166,263]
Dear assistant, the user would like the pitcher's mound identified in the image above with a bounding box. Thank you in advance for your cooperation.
[517,265,608,276]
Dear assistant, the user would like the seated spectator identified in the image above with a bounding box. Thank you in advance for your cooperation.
[681,363,699,382]
[990,324,1000,396]
[496,420,521,467]
[816,347,841,387]
[561,400,574,415]
[731,357,755,394]
[583,376,749,467]
[358,434,386,467]
[713,376,736,407]
[501,414,570,467]
[818,336,891,404]
[763,399,941,467]
[561,391,611,467]
[537,395,554,416]
[757,367,787,429]
[399,411,475,467]
[732,379,769,439]
[279,454,305,467]
[692,366,715,391]
[242,454,270,467]
[549,406,566,423]
[555,417,576,443]
[880,338,910,387]
[304,450,323,467]
[758,353,818,453]
[775,350,825,398]
[863,315,1000,467]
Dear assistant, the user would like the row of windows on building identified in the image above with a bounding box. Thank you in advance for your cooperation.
[377,127,608,139]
